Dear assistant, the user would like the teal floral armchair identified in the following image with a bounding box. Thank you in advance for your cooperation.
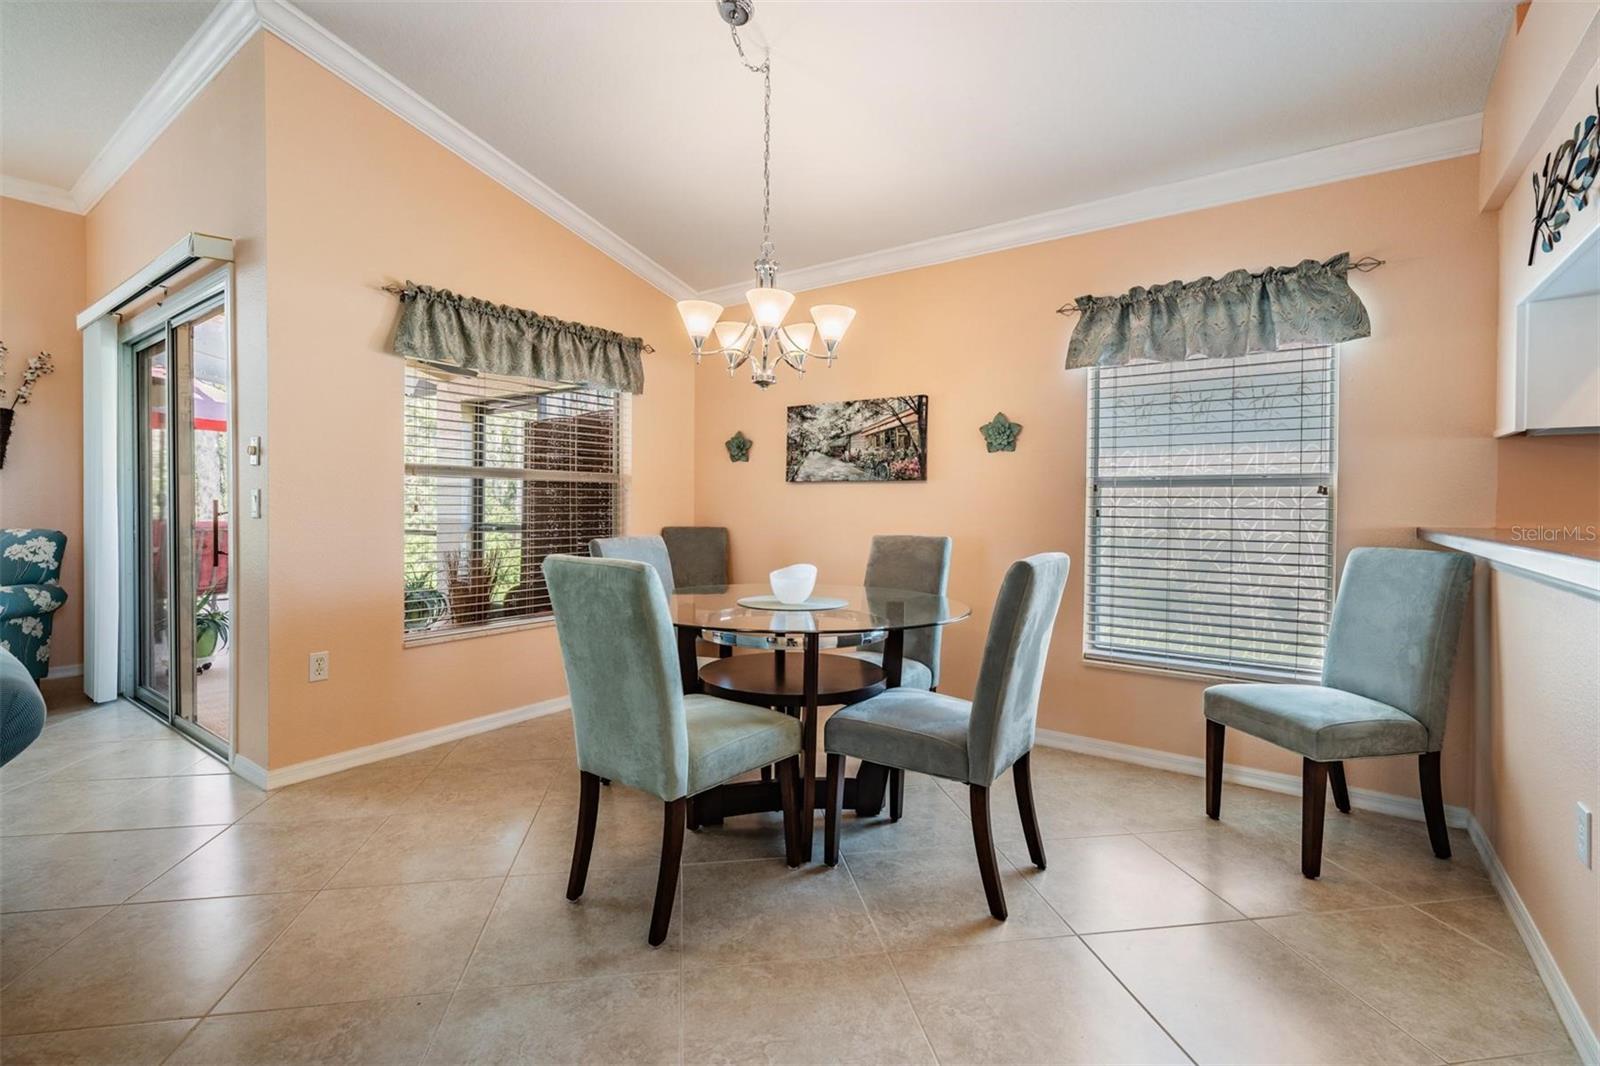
[0,529,68,681]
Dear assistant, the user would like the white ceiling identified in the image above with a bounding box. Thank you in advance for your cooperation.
[0,0,214,187]
[2,1,1512,294]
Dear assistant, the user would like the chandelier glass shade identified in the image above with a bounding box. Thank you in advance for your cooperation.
[676,1,855,389]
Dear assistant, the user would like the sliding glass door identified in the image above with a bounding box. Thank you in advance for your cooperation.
[124,276,232,754]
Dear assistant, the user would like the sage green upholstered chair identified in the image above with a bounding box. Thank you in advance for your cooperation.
[591,535,716,671]
[823,552,1071,921]
[843,534,952,692]
[590,535,676,594]
[543,555,805,945]
[835,535,952,820]
[660,526,729,589]
[1203,547,1473,879]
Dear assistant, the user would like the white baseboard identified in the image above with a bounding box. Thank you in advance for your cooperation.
[44,663,83,680]
[1468,816,1600,1065]
[241,696,571,790]
[230,753,269,790]
[1033,728,1471,829]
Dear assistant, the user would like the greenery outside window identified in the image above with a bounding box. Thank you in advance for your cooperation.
[403,360,624,642]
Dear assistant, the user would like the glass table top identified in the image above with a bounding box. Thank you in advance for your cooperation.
[669,584,971,635]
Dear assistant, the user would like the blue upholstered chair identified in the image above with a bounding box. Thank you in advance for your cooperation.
[844,534,952,692]
[836,534,953,821]
[542,554,805,945]
[591,535,717,671]
[0,529,68,681]
[1,646,47,767]
[823,552,1071,921]
[1204,547,1473,879]
[590,535,677,594]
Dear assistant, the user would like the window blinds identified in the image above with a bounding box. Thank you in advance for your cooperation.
[403,361,622,639]
[1085,346,1335,680]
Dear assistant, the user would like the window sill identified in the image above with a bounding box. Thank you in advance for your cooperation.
[1082,651,1319,686]
[404,616,555,648]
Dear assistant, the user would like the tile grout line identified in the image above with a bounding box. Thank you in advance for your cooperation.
[838,850,944,1066]
[1245,911,1566,1062]
[0,821,234,993]
[1076,932,1200,1066]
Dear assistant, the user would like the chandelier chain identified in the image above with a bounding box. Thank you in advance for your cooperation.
[730,25,773,256]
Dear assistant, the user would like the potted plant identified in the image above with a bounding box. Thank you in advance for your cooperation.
[194,591,229,667]
[404,566,446,631]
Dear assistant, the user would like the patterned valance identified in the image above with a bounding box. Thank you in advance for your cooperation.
[1062,253,1372,370]
[389,282,646,394]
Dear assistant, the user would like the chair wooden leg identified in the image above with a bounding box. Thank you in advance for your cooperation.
[889,768,905,822]
[779,756,803,868]
[1301,759,1328,879]
[1328,761,1352,813]
[566,771,601,901]
[1205,720,1224,819]
[824,754,845,867]
[1012,752,1047,870]
[969,784,1008,921]
[648,797,687,946]
[761,765,773,783]
[1419,751,1451,859]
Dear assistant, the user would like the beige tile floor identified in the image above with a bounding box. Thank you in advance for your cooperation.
[0,691,1579,1065]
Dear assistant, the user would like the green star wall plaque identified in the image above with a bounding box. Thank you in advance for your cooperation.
[725,430,752,463]
[980,412,1022,453]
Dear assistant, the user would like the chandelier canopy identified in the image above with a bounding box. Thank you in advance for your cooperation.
[676,0,856,389]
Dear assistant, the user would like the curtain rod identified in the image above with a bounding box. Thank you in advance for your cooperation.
[1055,256,1386,317]
[374,282,655,353]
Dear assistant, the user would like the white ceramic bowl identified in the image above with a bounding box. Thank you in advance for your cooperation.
[769,563,818,605]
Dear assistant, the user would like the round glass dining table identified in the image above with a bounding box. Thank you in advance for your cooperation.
[666,584,971,859]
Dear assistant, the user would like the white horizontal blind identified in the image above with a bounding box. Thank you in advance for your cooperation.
[1086,346,1335,679]
[403,361,622,639]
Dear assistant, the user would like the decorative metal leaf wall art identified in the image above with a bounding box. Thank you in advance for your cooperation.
[1529,86,1599,265]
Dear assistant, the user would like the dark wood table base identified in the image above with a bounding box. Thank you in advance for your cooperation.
[689,761,892,828]
[678,628,906,858]
[698,652,886,708]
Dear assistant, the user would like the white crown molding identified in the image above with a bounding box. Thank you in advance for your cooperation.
[5,0,1483,307]
[1,175,78,213]
[697,112,1484,303]
[252,0,697,300]
[71,0,260,214]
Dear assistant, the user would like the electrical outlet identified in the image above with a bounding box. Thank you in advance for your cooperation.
[1579,803,1593,868]
[308,651,330,683]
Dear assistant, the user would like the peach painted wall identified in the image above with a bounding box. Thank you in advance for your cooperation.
[259,36,694,766]
[0,197,86,673]
[84,35,270,765]
[1479,11,1600,1035]
[1480,569,1599,1030]
[694,155,1498,807]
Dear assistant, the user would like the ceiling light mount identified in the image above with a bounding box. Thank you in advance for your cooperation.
[716,0,753,28]
[678,0,856,389]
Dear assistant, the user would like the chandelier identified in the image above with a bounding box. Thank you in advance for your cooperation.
[676,0,856,389]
